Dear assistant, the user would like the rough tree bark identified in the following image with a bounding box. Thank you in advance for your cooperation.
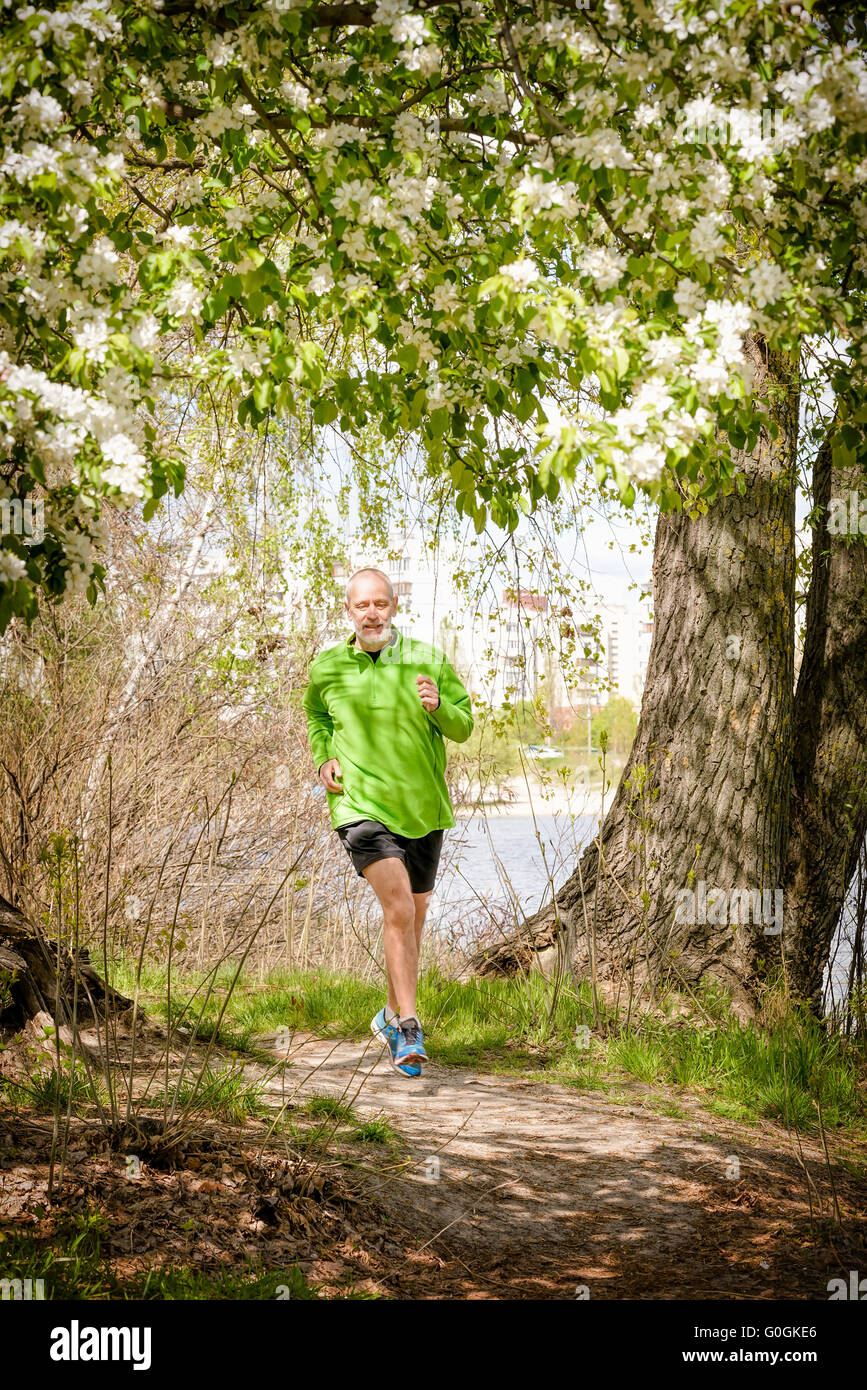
[0,895,131,1033]
[473,337,800,1017]
[783,431,867,1008]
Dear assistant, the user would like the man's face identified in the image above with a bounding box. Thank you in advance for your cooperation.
[345,574,398,649]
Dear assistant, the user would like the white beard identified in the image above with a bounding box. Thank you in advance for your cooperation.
[354,620,393,651]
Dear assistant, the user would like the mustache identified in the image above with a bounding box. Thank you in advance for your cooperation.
[355,618,393,645]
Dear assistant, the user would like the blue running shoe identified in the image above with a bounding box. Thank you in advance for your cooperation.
[395,1017,427,1066]
[370,1007,420,1077]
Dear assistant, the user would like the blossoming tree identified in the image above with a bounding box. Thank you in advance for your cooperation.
[1,0,866,1012]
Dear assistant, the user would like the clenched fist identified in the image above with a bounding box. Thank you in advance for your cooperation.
[416,674,440,712]
[318,758,343,792]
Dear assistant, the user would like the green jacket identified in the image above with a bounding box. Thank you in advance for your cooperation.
[302,627,473,838]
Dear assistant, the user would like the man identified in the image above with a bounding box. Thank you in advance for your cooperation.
[302,567,473,1077]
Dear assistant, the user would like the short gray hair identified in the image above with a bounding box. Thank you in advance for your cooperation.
[344,567,394,602]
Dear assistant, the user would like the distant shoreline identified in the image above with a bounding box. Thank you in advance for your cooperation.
[454,772,606,820]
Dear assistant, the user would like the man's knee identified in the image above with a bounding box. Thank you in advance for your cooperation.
[384,896,415,930]
[362,857,416,926]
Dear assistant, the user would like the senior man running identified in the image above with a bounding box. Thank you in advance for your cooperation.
[302,567,473,1077]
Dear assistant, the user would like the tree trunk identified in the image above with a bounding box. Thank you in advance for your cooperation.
[473,338,799,1017]
[783,428,867,1008]
[0,895,131,1033]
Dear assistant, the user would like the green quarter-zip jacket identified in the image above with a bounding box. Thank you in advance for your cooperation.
[302,627,474,838]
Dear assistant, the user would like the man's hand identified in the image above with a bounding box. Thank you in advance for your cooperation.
[318,758,343,792]
[416,674,440,711]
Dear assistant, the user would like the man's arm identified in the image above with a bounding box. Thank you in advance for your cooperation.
[302,675,335,771]
[426,657,473,743]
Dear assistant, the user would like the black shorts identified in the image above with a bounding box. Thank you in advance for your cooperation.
[336,820,444,893]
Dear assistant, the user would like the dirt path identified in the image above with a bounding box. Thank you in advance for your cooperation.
[250,1031,867,1300]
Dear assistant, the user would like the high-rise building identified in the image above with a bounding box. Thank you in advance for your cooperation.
[602,603,653,706]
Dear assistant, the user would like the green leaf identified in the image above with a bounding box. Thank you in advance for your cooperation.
[253,376,273,412]
[396,344,419,373]
[611,345,630,379]
[313,397,338,425]
[832,437,856,468]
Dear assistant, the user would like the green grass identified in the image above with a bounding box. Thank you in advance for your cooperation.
[303,1094,357,1124]
[105,957,867,1137]
[153,1062,270,1125]
[1,1058,269,1128]
[0,1214,372,1299]
[1,1063,102,1114]
[293,1094,401,1150]
[602,1013,865,1131]
[352,1116,400,1145]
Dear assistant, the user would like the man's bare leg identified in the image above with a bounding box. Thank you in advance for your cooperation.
[362,858,431,1019]
[384,889,432,1014]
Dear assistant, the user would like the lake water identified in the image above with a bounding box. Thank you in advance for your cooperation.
[430,813,598,934]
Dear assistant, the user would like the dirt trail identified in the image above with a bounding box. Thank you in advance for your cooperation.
[253,1031,866,1300]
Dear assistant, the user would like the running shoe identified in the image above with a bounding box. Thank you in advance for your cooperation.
[395,1017,427,1066]
[370,1007,420,1077]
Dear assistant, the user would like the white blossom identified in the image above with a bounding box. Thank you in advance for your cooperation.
[0,220,27,252]
[130,314,160,351]
[165,279,204,321]
[72,312,110,363]
[331,179,375,216]
[674,278,706,318]
[308,263,334,295]
[100,434,148,500]
[748,261,793,308]
[689,213,728,261]
[582,246,627,291]
[501,259,540,289]
[691,350,733,395]
[0,550,27,584]
[703,299,753,365]
[646,334,682,371]
[223,205,251,232]
[63,76,94,111]
[196,104,239,139]
[75,237,120,290]
[13,89,64,134]
[628,440,667,481]
[205,36,235,68]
